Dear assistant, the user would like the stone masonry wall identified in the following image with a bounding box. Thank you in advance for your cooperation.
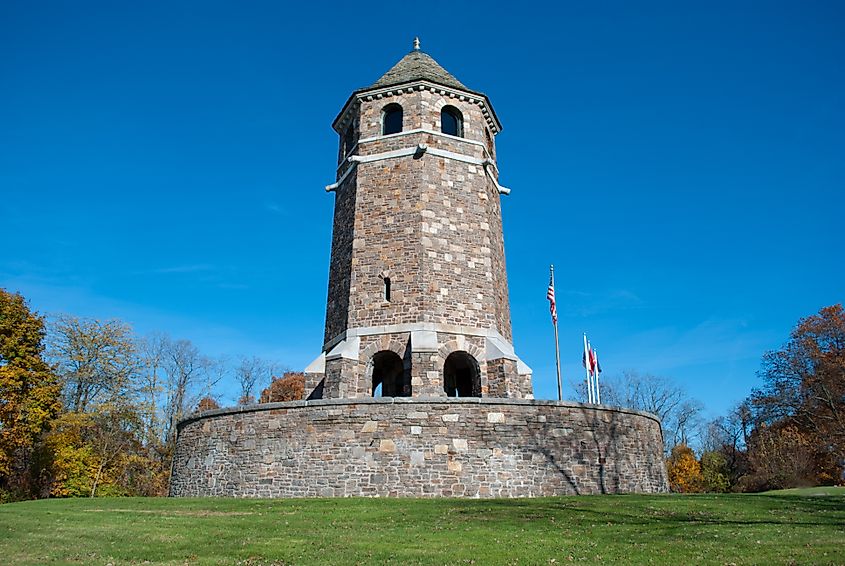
[311,331,530,400]
[322,89,513,349]
[323,167,357,344]
[170,399,669,498]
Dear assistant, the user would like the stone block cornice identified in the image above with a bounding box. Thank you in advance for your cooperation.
[332,80,502,136]
[325,144,509,195]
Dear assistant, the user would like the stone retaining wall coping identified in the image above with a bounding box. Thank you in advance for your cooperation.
[177,398,662,431]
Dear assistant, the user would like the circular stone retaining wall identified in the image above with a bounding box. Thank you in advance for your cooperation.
[169,398,669,497]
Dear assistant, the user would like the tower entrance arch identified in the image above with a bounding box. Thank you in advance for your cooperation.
[371,350,408,397]
[443,351,480,397]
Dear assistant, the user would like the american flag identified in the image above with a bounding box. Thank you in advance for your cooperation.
[547,271,557,324]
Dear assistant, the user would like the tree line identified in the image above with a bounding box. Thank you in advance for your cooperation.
[667,304,844,492]
[0,288,303,501]
[572,305,843,493]
[1,287,842,500]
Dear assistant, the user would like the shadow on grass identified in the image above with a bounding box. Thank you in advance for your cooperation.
[426,494,845,530]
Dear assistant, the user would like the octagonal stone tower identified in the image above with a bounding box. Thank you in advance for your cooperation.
[305,40,532,400]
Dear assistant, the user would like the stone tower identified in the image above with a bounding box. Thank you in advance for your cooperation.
[305,41,532,400]
[170,43,671,499]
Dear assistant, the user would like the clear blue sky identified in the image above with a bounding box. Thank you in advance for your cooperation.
[2,1,843,420]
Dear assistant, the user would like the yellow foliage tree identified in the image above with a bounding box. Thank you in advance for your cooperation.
[666,443,704,493]
[0,289,62,499]
[36,407,167,497]
[700,450,730,493]
[38,412,100,497]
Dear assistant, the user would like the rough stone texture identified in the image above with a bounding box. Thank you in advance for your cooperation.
[313,51,529,399]
[323,166,357,344]
[327,91,512,340]
[170,399,669,498]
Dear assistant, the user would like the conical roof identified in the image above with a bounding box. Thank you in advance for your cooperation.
[333,41,502,134]
[365,48,469,92]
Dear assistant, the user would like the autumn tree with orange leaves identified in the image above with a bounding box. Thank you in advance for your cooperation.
[749,304,845,486]
[259,372,305,403]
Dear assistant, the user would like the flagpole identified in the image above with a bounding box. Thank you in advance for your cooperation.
[551,265,563,401]
[594,349,601,404]
[583,333,592,403]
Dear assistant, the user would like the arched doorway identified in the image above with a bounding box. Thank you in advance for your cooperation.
[371,350,407,397]
[443,351,481,397]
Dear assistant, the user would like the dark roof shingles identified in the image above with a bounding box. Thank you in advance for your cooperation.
[361,50,470,92]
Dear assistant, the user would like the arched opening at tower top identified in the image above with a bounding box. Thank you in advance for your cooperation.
[441,105,463,137]
[444,351,481,398]
[371,350,408,397]
[382,103,403,135]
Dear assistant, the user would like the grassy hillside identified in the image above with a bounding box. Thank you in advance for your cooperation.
[0,491,843,565]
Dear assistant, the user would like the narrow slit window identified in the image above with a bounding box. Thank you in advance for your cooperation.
[384,277,391,301]
[485,128,495,158]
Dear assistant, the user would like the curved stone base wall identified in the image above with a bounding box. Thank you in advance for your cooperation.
[169,398,669,497]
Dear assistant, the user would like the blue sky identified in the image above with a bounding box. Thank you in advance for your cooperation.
[2,1,843,420]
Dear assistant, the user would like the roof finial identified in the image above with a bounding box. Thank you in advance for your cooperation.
[413,37,420,51]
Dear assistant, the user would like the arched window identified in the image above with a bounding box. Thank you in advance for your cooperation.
[383,277,391,302]
[343,125,355,156]
[441,105,463,137]
[382,103,403,135]
[371,350,408,397]
[444,351,480,397]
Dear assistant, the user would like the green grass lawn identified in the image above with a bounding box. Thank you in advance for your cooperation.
[0,491,843,565]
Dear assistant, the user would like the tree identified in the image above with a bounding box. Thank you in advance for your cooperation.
[666,443,703,493]
[259,372,305,403]
[48,316,140,413]
[751,304,844,471]
[702,401,753,490]
[743,423,816,491]
[161,338,224,448]
[4,305,231,500]
[35,404,161,497]
[35,411,98,498]
[699,451,730,493]
[86,403,142,497]
[195,396,220,412]
[598,371,703,452]
[44,315,165,497]
[138,332,168,447]
[235,356,273,405]
[0,289,62,499]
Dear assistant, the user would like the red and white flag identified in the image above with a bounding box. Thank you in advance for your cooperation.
[583,334,592,375]
[593,348,602,404]
[547,272,557,324]
[589,347,598,375]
